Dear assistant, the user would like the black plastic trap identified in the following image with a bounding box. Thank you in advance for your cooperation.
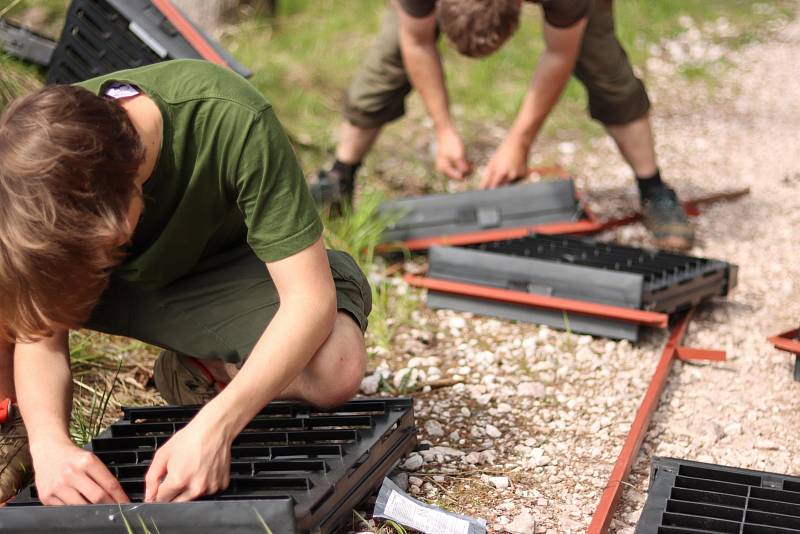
[45,0,251,84]
[4,398,417,534]
[379,180,583,244]
[0,18,57,67]
[426,234,737,340]
[636,456,800,533]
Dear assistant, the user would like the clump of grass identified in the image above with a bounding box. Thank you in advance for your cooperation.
[321,190,399,272]
[70,363,120,447]
[368,277,418,352]
[0,59,40,112]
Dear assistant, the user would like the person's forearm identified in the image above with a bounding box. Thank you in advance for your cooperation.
[14,332,74,450]
[198,294,337,439]
[506,49,576,149]
[399,36,454,134]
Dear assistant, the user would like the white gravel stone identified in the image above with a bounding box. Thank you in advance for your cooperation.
[489,476,510,489]
[506,509,537,534]
[401,453,424,471]
[517,382,546,398]
[486,424,502,438]
[359,373,380,395]
[424,419,445,437]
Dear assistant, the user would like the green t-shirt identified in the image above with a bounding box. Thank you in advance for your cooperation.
[78,60,322,290]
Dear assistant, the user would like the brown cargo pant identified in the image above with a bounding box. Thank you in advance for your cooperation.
[342,0,650,128]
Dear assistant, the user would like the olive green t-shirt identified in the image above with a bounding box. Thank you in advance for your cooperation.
[78,60,322,290]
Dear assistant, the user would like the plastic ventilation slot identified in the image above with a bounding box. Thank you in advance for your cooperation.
[3,399,417,534]
[636,457,800,533]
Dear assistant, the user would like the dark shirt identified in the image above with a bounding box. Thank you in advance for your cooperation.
[398,0,590,28]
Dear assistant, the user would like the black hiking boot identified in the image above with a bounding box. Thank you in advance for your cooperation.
[310,167,355,218]
[641,186,695,251]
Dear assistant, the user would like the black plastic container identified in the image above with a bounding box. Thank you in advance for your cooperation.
[426,234,737,340]
[46,0,250,84]
[636,456,800,533]
[379,180,583,244]
[3,398,417,534]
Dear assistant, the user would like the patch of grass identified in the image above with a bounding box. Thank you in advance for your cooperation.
[320,190,395,272]
[70,362,120,447]
[368,278,418,353]
[321,191,418,352]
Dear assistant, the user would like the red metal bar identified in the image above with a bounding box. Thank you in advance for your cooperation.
[150,0,229,68]
[768,329,800,355]
[676,347,726,362]
[587,309,695,534]
[405,275,669,328]
[396,219,602,252]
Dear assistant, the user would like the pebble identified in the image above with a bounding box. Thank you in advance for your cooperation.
[506,509,536,534]
[755,439,780,451]
[389,471,409,491]
[401,453,424,471]
[489,476,510,489]
[486,424,502,438]
[425,420,445,437]
[359,373,380,395]
[517,381,546,398]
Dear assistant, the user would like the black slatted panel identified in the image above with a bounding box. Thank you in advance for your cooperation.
[47,0,162,84]
[636,457,800,533]
[467,234,736,313]
[5,399,417,534]
[471,234,722,293]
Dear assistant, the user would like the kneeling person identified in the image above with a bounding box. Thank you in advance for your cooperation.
[0,60,372,505]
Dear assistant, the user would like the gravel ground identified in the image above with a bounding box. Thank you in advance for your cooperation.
[360,6,800,533]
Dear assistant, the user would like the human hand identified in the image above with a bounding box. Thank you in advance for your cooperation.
[435,127,472,180]
[480,137,530,189]
[144,413,232,502]
[31,437,129,505]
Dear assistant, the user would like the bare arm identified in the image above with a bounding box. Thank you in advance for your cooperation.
[15,331,128,505]
[145,237,337,502]
[396,2,471,179]
[481,17,588,188]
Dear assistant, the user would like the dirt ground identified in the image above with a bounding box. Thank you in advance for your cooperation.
[365,6,800,533]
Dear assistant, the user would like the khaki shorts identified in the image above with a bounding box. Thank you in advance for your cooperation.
[86,247,372,366]
[343,0,649,128]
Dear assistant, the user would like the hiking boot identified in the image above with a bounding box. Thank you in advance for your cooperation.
[641,187,695,251]
[153,351,223,406]
[310,168,354,218]
[0,409,33,503]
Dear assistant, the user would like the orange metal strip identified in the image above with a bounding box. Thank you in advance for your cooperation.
[676,346,726,362]
[587,309,696,534]
[150,0,229,67]
[396,219,603,251]
[405,275,669,328]
[768,329,800,355]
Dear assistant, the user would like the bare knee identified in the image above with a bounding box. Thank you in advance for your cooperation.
[306,313,367,410]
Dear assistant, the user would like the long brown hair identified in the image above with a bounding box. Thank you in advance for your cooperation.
[0,85,144,342]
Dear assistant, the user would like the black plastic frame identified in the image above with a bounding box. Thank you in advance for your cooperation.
[0,18,57,66]
[3,398,417,534]
[379,180,583,243]
[46,0,250,84]
[426,234,737,341]
[636,456,800,533]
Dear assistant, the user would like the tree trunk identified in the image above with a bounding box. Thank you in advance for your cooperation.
[171,0,237,35]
